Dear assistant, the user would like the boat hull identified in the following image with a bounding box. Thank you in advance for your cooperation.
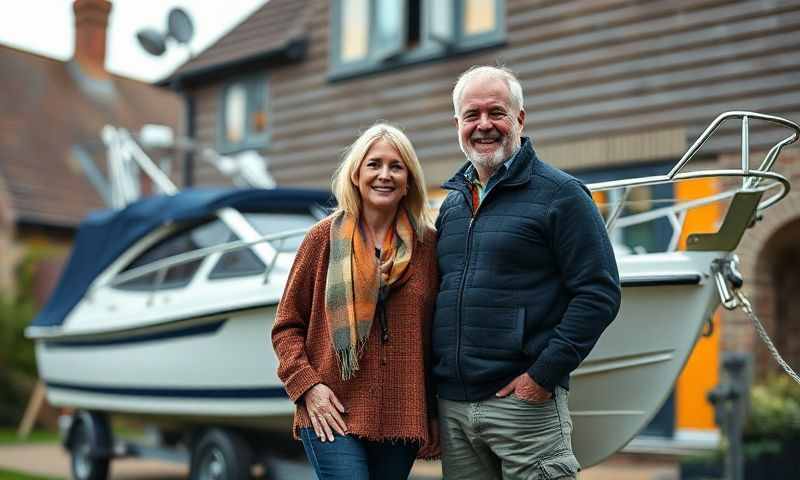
[570,251,722,467]
[33,251,725,466]
[35,305,297,431]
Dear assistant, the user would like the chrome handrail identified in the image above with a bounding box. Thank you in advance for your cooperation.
[92,227,310,293]
[588,111,799,208]
[586,111,798,252]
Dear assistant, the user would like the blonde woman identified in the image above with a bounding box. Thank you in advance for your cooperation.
[271,123,439,479]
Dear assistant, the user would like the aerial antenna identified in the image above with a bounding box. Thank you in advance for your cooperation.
[136,7,195,57]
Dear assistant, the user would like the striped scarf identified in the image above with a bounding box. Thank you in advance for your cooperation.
[325,209,415,380]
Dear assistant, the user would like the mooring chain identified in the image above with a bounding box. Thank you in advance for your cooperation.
[732,288,800,385]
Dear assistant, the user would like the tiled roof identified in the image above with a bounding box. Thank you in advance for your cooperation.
[0,44,181,227]
[167,0,311,83]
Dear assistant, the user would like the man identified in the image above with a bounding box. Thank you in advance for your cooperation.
[432,65,621,479]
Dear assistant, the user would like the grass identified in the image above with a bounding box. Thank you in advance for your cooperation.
[0,468,60,480]
[0,429,59,446]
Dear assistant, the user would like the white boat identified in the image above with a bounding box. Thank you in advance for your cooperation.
[25,111,799,479]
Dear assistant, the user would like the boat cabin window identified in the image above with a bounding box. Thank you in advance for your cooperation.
[115,220,236,290]
[115,213,319,289]
[208,245,265,279]
[242,212,317,253]
[208,212,317,280]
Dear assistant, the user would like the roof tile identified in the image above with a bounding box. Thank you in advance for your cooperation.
[0,45,181,227]
[171,0,312,78]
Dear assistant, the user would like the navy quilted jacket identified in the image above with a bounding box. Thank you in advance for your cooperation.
[433,137,621,401]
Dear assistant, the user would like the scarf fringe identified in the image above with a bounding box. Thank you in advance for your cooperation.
[337,345,360,381]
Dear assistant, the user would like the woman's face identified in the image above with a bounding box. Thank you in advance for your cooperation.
[356,138,409,216]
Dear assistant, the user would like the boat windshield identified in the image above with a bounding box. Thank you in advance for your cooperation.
[243,212,317,252]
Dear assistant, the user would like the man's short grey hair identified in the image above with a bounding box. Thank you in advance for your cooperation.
[452,65,524,116]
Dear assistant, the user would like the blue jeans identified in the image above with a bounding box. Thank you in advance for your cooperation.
[299,428,418,480]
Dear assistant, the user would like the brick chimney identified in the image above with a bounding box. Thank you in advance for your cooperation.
[72,0,112,79]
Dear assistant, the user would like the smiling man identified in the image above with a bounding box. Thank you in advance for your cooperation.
[432,65,622,479]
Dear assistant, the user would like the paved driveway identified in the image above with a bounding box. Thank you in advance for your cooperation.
[0,443,677,479]
[0,443,442,480]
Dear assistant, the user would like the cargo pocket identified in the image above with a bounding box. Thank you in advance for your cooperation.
[536,452,581,479]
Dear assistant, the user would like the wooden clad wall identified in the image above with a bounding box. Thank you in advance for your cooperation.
[190,0,800,188]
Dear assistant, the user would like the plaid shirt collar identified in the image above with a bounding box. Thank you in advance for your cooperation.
[464,148,518,188]
[464,148,520,210]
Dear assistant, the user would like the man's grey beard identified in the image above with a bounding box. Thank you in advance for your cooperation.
[460,126,522,175]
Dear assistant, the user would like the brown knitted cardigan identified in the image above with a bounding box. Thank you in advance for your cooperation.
[271,216,438,446]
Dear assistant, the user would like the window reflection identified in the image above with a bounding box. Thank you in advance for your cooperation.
[224,83,247,144]
[333,0,504,73]
[342,0,369,61]
[464,0,496,35]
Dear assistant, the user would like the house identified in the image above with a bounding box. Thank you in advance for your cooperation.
[0,0,181,300]
[161,0,800,453]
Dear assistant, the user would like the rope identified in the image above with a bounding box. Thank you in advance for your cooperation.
[733,289,800,385]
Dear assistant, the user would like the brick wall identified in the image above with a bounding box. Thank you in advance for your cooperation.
[721,146,800,374]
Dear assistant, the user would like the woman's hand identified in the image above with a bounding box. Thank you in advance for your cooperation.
[418,418,440,458]
[303,383,348,442]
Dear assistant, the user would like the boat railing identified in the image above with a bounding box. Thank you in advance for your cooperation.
[93,111,799,293]
[588,111,799,254]
[90,227,311,298]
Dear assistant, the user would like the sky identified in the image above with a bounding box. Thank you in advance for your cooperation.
[0,0,267,82]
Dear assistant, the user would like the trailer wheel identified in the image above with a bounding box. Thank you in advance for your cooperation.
[68,411,111,480]
[190,428,253,480]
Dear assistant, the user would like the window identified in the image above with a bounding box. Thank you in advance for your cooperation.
[242,212,318,252]
[218,75,270,153]
[115,220,235,290]
[331,0,505,78]
[208,212,318,280]
[208,248,265,279]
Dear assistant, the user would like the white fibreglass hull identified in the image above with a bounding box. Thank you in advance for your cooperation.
[570,250,723,467]
[33,250,725,464]
[34,305,297,430]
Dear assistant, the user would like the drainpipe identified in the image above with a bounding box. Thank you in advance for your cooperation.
[182,90,195,187]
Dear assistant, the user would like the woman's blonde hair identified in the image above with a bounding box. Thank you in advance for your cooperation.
[331,123,433,238]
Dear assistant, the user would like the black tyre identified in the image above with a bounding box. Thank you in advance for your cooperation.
[190,428,253,480]
[68,411,111,480]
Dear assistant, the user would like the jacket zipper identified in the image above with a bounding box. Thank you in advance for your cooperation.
[454,177,504,400]
[454,214,475,400]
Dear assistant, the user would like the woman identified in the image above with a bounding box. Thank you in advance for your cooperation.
[271,123,439,479]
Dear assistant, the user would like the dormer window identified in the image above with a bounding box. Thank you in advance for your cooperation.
[331,0,505,78]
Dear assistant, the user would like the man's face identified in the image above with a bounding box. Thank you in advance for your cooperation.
[455,76,525,173]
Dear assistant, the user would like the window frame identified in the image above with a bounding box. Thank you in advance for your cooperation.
[217,74,271,154]
[329,0,506,80]
[112,220,214,292]
[207,247,266,281]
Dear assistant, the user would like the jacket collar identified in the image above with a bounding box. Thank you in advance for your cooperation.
[442,136,538,192]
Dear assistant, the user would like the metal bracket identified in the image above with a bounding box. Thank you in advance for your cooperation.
[687,190,763,251]
[712,256,742,310]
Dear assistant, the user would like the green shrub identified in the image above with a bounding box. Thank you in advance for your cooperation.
[0,253,41,426]
[744,375,800,440]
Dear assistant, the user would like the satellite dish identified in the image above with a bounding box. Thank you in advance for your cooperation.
[167,8,194,44]
[136,28,166,56]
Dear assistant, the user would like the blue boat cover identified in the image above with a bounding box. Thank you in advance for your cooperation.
[31,188,332,328]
